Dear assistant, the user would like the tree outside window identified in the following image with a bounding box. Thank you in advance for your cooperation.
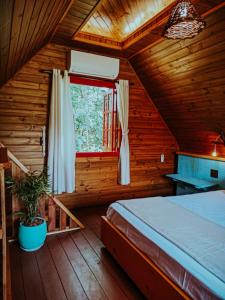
[70,77,120,155]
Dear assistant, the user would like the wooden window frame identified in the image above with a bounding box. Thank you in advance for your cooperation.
[70,75,120,158]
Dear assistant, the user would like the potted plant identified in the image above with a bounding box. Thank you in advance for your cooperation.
[7,168,50,251]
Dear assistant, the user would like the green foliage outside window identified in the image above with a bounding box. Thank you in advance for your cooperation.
[70,84,110,152]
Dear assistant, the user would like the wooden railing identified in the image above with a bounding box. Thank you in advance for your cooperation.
[0,162,12,300]
[0,142,84,237]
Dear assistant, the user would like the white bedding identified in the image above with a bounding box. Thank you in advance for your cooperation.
[106,190,225,299]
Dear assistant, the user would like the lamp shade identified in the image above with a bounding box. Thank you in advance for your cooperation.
[163,0,205,39]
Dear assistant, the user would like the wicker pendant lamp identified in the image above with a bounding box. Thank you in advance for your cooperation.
[163,0,205,39]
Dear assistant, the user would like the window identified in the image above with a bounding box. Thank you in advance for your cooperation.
[70,76,120,155]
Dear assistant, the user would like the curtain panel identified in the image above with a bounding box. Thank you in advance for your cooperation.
[48,69,75,194]
[116,79,130,185]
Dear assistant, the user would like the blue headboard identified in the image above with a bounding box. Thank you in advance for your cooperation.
[178,153,225,188]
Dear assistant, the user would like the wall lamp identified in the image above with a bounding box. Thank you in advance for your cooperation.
[211,130,225,157]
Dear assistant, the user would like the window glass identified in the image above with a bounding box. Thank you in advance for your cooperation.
[70,83,112,152]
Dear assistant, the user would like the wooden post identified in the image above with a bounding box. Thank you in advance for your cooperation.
[1,167,7,300]
[60,209,67,230]
[11,163,21,237]
[48,197,56,232]
[1,163,12,300]
[39,197,46,219]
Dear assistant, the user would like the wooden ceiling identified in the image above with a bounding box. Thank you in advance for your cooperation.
[81,0,175,41]
[2,0,224,88]
[52,0,225,59]
[0,0,101,87]
[130,6,225,156]
[2,0,225,157]
[54,0,100,40]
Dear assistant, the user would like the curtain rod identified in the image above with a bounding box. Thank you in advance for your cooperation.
[39,69,134,85]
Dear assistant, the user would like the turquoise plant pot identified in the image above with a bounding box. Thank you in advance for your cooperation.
[18,217,47,252]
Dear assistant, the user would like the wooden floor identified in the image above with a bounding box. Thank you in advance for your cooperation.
[9,206,145,300]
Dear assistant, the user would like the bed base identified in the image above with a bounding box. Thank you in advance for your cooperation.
[101,216,191,300]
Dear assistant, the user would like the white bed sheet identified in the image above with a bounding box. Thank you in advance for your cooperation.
[106,191,225,300]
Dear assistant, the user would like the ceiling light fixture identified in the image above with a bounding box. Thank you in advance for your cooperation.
[163,0,205,39]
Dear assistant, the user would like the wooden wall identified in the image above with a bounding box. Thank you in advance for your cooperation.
[0,43,177,208]
[130,7,225,157]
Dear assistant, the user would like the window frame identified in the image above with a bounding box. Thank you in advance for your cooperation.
[70,75,120,158]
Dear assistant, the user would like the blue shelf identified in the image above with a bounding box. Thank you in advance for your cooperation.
[166,174,217,190]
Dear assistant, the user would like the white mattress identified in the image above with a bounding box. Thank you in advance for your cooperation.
[106,190,225,300]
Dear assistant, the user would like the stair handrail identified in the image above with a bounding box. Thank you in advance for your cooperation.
[0,142,84,231]
[0,143,29,174]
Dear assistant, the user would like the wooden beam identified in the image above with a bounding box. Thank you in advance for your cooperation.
[202,1,225,18]
[75,33,122,50]
[72,0,103,39]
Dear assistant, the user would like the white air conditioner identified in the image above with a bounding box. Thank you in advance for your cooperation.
[68,50,120,80]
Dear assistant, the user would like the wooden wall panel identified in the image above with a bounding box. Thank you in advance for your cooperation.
[0,43,177,208]
[130,7,225,157]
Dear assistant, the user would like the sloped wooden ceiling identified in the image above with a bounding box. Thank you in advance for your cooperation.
[0,0,72,87]
[54,0,100,40]
[0,0,100,87]
[2,0,223,87]
[81,0,175,41]
[130,7,225,156]
[52,0,225,59]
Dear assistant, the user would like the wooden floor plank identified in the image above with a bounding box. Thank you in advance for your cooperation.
[10,206,145,300]
[46,235,88,300]
[70,230,130,300]
[35,243,67,300]
[81,226,145,300]
[57,233,108,300]
[20,250,46,300]
[9,243,26,300]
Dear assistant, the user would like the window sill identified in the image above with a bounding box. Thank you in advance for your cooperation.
[76,152,119,158]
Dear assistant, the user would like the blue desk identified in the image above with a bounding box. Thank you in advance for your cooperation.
[166,174,218,195]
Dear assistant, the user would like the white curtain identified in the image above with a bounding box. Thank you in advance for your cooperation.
[116,80,130,185]
[48,69,75,194]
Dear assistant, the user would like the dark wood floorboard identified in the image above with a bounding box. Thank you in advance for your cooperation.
[20,250,46,300]
[9,206,145,300]
[57,233,108,300]
[10,243,26,300]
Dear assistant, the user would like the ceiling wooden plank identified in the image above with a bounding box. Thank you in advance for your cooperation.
[65,0,225,58]
[81,0,175,41]
[10,0,36,78]
[130,7,225,156]
[18,0,56,70]
[54,0,101,40]
[0,0,74,87]
[13,0,46,75]
[0,0,14,84]
[128,0,225,59]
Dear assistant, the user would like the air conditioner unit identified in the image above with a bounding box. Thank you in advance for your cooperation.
[68,50,120,80]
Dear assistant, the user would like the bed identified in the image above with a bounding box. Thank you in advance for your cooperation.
[101,190,225,300]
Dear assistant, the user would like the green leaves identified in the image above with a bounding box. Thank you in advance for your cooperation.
[7,169,50,226]
[71,84,110,152]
